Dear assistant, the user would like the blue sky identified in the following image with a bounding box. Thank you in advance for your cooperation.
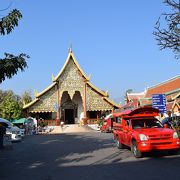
[0,0,179,102]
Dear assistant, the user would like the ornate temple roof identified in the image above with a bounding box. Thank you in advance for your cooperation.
[23,49,119,110]
[144,75,180,98]
[53,48,90,82]
[126,92,146,101]
[123,76,180,111]
[139,76,180,108]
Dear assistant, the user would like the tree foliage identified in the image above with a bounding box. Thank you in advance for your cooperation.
[0,97,22,120]
[0,89,33,119]
[0,53,29,83]
[21,90,32,105]
[0,8,29,83]
[154,0,180,58]
[0,9,22,35]
[0,90,23,120]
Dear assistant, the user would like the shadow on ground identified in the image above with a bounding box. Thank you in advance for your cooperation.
[0,132,180,180]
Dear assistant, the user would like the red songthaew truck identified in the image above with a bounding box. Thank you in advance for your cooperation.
[113,107,180,158]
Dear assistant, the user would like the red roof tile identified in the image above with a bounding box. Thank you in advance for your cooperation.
[123,99,139,109]
[127,94,145,100]
[145,76,180,98]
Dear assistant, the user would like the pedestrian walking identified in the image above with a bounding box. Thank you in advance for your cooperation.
[60,121,64,131]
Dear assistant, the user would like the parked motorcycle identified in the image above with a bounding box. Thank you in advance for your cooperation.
[162,116,180,136]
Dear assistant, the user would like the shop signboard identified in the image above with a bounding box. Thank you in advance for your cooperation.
[152,94,167,113]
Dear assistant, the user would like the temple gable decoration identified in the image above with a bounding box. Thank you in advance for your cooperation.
[23,49,120,124]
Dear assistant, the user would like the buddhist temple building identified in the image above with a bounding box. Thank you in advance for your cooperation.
[123,91,146,110]
[123,76,180,115]
[23,49,120,125]
[140,76,180,115]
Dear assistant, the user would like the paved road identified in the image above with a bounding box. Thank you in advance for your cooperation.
[0,132,180,180]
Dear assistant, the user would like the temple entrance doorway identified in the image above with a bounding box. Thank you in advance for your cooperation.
[61,91,80,124]
[65,109,74,124]
[60,91,83,124]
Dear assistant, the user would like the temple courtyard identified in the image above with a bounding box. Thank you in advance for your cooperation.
[0,132,180,180]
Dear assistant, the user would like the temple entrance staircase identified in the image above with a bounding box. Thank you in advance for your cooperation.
[49,124,94,134]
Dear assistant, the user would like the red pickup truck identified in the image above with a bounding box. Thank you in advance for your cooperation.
[113,107,180,158]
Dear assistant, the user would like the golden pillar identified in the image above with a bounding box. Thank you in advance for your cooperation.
[83,80,88,124]
[56,82,60,125]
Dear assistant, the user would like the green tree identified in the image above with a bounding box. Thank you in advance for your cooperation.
[0,90,23,120]
[21,90,32,105]
[0,9,22,35]
[0,8,29,83]
[154,0,180,58]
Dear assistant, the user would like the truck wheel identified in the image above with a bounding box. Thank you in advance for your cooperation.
[131,140,142,158]
[115,136,124,149]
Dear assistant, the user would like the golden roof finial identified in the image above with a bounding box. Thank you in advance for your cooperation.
[52,74,55,82]
[88,74,91,80]
[69,43,73,53]
[34,90,39,97]
[105,90,109,97]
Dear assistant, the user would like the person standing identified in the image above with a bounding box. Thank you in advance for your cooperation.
[60,121,64,131]
[0,124,6,149]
